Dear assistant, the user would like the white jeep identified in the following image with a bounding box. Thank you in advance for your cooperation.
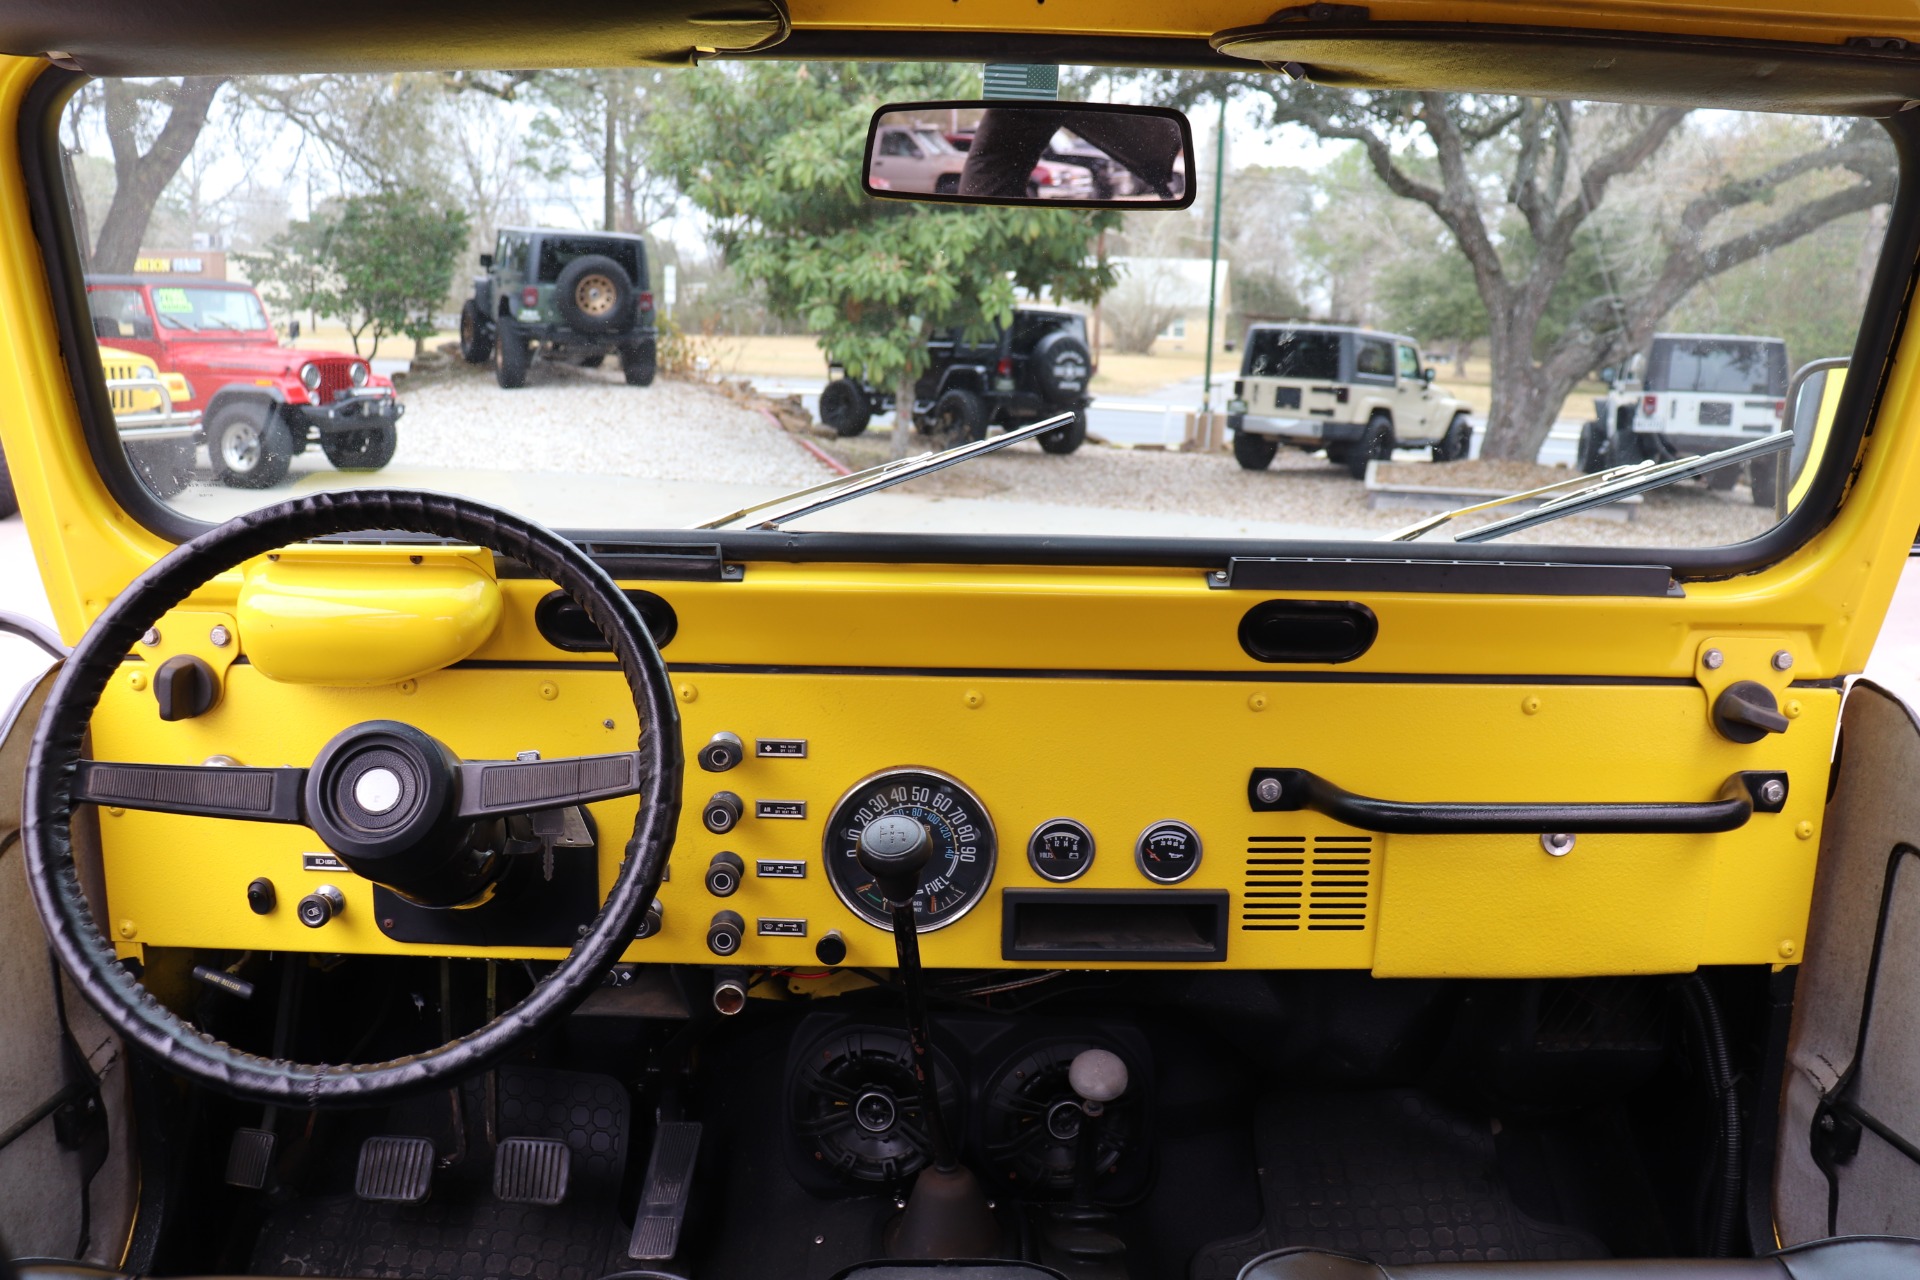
[1579,332,1789,504]
[1226,323,1474,479]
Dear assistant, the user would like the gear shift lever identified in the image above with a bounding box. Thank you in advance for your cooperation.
[856,814,998,1258]
[1068,1049,1128,1207]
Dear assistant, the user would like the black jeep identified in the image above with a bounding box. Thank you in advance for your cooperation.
[819,307,1094,455]
[457,227,658,389]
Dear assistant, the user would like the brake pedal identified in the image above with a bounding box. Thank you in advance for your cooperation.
[495,1136,571,1206]
[224,1127,276,1190]
[627,1121,702,1260]
[355,1135,435,1204]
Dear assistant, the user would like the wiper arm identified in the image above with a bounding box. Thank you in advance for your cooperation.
[696,411,1073,531]
[1455,432,1793,544]
[1384,463,1658,542]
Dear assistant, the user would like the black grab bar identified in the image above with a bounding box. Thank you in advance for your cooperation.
[1246,768,1788,834]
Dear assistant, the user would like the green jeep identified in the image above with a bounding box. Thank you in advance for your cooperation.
[457,226,659,389]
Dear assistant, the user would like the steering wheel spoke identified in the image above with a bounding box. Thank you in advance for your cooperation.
[74,759,308,823]
[454,751,646,821]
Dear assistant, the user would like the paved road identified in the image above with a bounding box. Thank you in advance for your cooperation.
[754,374,1584,465]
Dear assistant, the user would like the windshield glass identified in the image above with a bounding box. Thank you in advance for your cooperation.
[58,73,1893,548]
[149,285,270,333]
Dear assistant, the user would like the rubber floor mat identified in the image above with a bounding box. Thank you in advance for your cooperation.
[251,1067,634,1280]
[1189,1090,1606,1279]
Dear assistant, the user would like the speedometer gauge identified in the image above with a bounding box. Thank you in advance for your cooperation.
[824,768,998,932]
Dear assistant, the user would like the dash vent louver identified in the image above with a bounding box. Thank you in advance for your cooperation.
[1241,834,1375,932]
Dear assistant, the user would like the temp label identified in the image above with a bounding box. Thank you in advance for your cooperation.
[302,853,347,872]
[756,800,807,820]
[757,860,807,879]
[757,917,808,937]
[756,738,808,758]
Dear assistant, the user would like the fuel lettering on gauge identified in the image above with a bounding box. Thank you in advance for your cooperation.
[1028,818,1095,882]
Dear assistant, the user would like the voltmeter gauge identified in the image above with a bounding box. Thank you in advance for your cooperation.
[1028,818,1095,882]
[824,768,997,932]
[1135,820,1202,884]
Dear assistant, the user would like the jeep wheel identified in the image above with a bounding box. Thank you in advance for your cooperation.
[494,314,533,389]
[127,438,196,497]
[1038,408,1088,455]
[1233,430,1278,471]
[321,425,398,472]
[622,341,656,388]
[458,299,494,364]
[1576,419,1611,473]
[931,387,987,444]
[1030,329,1093,404]
[554,255,634,334]
[1434,413,1473,463]
[578,353,606,369]
[1611,427,1648,467]
[210,403,293,489]
[819,379,872,436]
[1348,414,1392,480]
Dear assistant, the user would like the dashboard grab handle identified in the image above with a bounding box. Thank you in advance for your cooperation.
[74,759,308,823]
[1245,768,1789,835]
[455,751,646,821]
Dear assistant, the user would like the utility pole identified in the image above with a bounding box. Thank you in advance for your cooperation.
[1200,95,1227,417]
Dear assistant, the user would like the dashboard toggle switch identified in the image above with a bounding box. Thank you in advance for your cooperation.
[699,732,745,772]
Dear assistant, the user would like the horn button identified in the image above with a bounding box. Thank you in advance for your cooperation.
[307,721,495,906]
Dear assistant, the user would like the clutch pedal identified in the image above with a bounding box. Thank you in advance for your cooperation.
[224,1127,276,1190]
[355,1135,435,1204]
[494,1135,571,1206]
[627,1121,702,1261]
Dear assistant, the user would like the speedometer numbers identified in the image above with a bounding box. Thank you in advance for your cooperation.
[824,768,997,932]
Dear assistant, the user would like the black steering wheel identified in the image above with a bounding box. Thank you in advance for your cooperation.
[21,490,682,1107]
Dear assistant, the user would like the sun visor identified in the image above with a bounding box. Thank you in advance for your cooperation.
[1212,15,1920,117]
[0,0,789,75]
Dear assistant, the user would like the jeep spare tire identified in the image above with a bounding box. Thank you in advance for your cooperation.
[1029,329,1092,404]
[819,379,872,436]
[554,255,634,334]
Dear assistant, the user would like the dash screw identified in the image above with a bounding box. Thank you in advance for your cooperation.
[140,628,161,647]
[1772,650,1794,671]
[208,624,231,647]
[1541,832,1576,857]
[1760,778,1787,806]
[1703,648,1724,670]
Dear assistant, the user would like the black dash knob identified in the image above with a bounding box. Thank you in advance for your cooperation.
[699,732,745,772]
[814,930,848,966]
[705,851,745,897]
[702,791,744,834]
[154,654,218,721]
[245,877,277,915]
[706,909,745,957]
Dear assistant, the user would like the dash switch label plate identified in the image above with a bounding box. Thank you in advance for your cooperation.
[756,739,808,758]
[756,800,807,820]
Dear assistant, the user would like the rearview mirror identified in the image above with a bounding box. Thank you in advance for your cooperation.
[864,101,1194,209]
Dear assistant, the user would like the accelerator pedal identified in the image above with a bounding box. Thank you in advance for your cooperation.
[224,1127,276,1190]
[627,1121,702,1261]
[494,1135,571,1206]
[354,1135,435,1204]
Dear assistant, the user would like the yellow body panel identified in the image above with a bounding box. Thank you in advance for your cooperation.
[235,546,503,686]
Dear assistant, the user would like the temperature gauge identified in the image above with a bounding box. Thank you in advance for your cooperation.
[1135,820,1202,884]
[1028,818,1095,883]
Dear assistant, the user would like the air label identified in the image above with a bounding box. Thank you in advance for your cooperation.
[756,800,807,820]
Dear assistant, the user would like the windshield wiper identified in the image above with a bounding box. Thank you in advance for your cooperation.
[697,411,1073,531]
[1385,431,1793,544]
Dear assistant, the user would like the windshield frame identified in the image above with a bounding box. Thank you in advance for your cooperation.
[25,64,1920,589]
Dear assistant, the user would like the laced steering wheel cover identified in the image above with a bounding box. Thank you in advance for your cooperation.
[21,489,683,1107]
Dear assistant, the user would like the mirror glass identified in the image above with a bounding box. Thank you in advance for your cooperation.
[864,102,1192,208]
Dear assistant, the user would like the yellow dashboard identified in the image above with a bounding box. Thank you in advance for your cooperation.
[88,558,1838,980]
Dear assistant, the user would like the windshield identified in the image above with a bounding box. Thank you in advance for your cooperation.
[149,286,270,333]
[58,73,1893,550]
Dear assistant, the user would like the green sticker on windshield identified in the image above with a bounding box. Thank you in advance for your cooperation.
[152,288,192,313]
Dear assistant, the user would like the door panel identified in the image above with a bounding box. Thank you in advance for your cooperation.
[1776,679,1920,1242]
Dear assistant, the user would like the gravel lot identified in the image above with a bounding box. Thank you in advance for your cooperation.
[393,360,827,488]
[820,424,1776,547]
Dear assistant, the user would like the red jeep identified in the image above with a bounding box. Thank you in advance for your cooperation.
[84,276,405,489]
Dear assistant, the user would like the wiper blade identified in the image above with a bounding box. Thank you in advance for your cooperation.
[696,411,1073,531]
[1384,463,1658,542]
[1456,432,1793,544]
